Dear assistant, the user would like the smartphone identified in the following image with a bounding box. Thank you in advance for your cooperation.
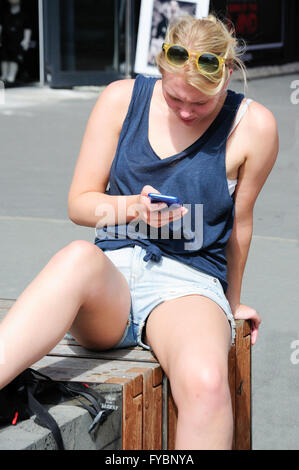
[148,193,182,207]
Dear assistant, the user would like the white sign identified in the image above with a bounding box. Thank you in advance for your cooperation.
[134,0,210,76]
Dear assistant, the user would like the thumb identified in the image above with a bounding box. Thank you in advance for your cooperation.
[141,185,160,197]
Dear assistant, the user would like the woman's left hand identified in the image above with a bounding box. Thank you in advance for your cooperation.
[232,304,261,345]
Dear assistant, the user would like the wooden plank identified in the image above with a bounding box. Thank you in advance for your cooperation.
[235,320,251,450]
[0,298,15,322]
[122,378,143,449]
[152,366,163,387]
[0,298,15,309]
[48,343,158,363]
[242,319,251,337]
[152,384,163,449]
[0,310,7,322]
[167,384,178,450]
[127,367,163,450]
[142,367,161,450]
[32,355,159,384]
[228,343,236,450]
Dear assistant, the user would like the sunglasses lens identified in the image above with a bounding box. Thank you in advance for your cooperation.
[197,53,220,73]
[166,46,189,66]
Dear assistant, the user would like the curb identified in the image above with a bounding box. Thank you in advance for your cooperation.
[74,62,299,91]
[233,61,299,81]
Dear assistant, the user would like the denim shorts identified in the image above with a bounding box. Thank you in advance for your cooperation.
[103,245,236,351]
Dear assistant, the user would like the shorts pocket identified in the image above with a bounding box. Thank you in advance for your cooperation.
[176,262,217,285]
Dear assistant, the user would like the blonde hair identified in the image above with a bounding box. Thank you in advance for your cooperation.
[155,14,247,95]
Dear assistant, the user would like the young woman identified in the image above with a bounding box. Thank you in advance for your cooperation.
[0,15,278,449]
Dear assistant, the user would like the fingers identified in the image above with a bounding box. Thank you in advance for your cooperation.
[141,185,160,197]
[233,304,261,346]
[147,205,187,228]
[251,327,258,345]
[250,314,261,345]
[252,319,262,345]
[139,194,188,227]
[141,195,167,212]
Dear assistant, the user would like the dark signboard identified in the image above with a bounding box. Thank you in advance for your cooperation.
[226,0,285,65]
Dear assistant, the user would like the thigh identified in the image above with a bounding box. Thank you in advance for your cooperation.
[69,244,132,350]
[145,294,232,381]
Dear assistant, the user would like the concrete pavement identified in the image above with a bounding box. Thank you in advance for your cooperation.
[0,72,299,449]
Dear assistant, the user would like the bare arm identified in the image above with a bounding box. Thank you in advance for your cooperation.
[225,102,279,342]
[68,79,139,228]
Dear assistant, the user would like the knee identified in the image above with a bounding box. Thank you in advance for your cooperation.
[57,240,101,259]
[52,240,104,273]
[170,359,231,414]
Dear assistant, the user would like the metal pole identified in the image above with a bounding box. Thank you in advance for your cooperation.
[38,0,45,86]
[125,0,132,78]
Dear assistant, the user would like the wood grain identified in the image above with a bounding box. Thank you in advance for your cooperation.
[235,320,251,450]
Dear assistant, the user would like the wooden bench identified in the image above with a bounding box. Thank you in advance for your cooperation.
[0,298,251,450]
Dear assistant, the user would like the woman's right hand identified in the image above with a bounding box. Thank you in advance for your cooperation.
[134,185,188,228]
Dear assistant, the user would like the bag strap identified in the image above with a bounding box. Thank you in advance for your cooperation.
[25,369,113,444]
[59,382,113,434]
[60,383,101,414]
[27,385,65,450]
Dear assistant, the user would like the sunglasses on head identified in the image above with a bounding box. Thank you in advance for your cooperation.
[162,43,226,76]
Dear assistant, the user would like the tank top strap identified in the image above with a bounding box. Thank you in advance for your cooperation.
[228,98,253,138]
[122,74,157,128]
[204,90,244,150]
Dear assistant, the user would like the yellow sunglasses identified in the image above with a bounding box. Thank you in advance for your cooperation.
[162,43,226,75]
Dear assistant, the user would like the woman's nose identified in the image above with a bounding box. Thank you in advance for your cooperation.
[179,107,194,118]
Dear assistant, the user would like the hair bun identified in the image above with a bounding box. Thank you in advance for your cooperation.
[206,14,218,24]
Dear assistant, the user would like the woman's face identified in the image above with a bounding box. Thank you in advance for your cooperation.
[161,72,226,126]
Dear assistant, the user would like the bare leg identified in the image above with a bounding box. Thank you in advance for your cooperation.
[0,61,9,81]
[6,62,19,83]
[145,294,233,450]
[0,240,131,389]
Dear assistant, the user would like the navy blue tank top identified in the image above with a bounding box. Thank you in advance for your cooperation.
[94,75,244,293]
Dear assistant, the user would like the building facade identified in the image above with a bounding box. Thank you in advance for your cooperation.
[0,0,298,88]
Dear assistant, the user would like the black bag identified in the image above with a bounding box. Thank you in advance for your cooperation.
[0,368,113,450]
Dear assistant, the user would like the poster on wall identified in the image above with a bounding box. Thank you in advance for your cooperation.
[134,0,210,76]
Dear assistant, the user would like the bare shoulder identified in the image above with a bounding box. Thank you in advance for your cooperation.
[239,99,279,170]
[99,78,135,104]
[90,78,136,130]
[233,100,279,212]
[246,100,278,143]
